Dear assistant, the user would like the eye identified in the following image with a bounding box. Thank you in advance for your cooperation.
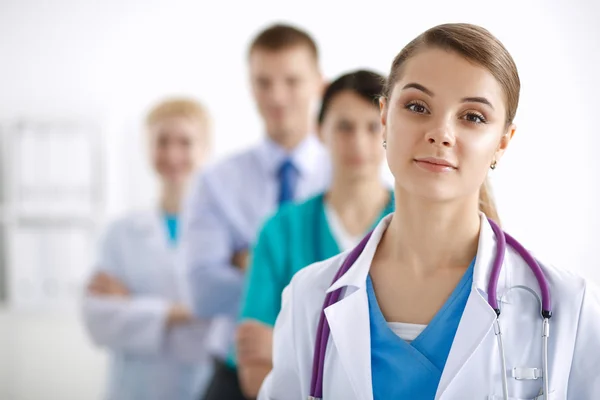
[179,137,191,148]
[256,78,270,89]
[157,136,169,148]
[405,101,430,115]
[368,122,381,134]
[286,77,299,87]
[462,112,487,124]
[336,120,353,133]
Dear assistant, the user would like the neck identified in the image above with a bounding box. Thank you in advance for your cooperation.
[384,186,481,276]
[160,184,184,215]
[326,174,389,236]
[269,125,310,152]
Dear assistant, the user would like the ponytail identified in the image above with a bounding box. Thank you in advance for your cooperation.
[479,178,500,225]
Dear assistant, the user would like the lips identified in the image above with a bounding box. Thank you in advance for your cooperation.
[413,157,457,173]
[414,157,456,168]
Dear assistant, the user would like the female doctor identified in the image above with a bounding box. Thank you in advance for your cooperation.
[259,23,600,400]
[83,98,213,400]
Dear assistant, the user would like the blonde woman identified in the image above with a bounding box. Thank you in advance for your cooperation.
[83,98,213,400]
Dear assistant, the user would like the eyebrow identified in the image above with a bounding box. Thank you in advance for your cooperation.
[461,96,494,110]
[402,82,495,110]
[402,83,434,96]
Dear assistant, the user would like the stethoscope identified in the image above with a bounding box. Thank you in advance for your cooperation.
[308,217,553,400]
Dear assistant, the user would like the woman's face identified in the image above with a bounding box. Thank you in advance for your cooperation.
[382,48,515,203]
[318,90,385,182]
[148,116,208,188]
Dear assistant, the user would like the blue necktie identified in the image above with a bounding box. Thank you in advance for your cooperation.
[278,158,298,206]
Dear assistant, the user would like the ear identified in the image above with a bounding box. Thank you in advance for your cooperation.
[379,97,388,143]
[494,123,516,164]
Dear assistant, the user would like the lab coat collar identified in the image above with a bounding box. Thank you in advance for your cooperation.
[325,212,390,294]
[326,212,509,299]
[129,208,177,254]
[131,209,162,233]
[324,212,507,398]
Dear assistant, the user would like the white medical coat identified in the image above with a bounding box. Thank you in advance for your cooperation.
[82,210,212,400]
[260,214,600,399]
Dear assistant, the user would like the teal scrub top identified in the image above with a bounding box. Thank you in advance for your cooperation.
[163,214,179,245]
[226,192,394,367]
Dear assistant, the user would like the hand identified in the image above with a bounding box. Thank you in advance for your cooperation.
[232,249,250,271]
[239,363,273,399]
[87,271,130,297]
[166,303,193,327]
[236,319,273,365]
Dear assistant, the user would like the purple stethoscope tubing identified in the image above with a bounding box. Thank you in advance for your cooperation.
[308,218,552,399]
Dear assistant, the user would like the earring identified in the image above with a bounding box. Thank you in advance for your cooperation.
[490,160,497,170]
[382,140,387,149]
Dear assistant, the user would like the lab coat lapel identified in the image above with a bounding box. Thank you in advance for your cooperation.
[324,286,373,400]
[435,215,508,398]
[320,215,390,399]
[435,289,497,398]
[133,209,174,263]
[319,215,396,399]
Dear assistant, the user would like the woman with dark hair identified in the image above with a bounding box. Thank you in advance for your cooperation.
[234,70,394,398]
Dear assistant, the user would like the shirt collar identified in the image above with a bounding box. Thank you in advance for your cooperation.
[256,134,326,177]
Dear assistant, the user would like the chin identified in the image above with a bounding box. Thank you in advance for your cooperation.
[342,170,375,183]
[398,180,457,202]
[163,176,187,187]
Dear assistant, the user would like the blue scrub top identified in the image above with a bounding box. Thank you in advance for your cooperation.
[367,259,475,399]
[164,214,179,245]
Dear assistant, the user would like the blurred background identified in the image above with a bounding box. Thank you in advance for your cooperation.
[0,0,599,399]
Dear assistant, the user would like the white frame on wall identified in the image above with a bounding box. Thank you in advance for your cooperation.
[0,119,104,311]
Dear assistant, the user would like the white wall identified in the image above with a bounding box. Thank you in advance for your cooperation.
[0,0,599,399]
[0,307,108,400]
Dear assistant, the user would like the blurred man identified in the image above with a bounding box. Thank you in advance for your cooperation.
[182,24,330,400]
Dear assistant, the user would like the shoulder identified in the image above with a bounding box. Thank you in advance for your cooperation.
[261,193,325,233]
[286,251,348,304]
[191,147,265,205]
[515,252,595,325]
[101,210,156,240]
[277,193,324,221]
[534,255,588,300]
[202,147,261,184]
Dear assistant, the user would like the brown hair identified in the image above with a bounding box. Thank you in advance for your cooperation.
[383,23,521,224]
[248,23,319,61]
[145,97,211,134]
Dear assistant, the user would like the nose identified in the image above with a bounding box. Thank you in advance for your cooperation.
[425,120,456,148]
[165,143,185,164]
[268,82,287,105]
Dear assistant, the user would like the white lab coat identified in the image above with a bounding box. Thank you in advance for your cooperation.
[82,210,212,400]
[259,213,600,399]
